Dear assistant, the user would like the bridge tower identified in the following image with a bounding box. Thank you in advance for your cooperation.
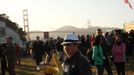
[23,9,30,41]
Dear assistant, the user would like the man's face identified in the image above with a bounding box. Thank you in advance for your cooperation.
[63,43,77,57]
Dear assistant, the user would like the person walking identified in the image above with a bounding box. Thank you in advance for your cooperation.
[61,33,92,75]
[100,36,113,75]
[32,36,44,71]
[2,36,16,75]
[112,33,126,75]
[14,43,21,65]
[92,35,104,75]
[44,40,52,64]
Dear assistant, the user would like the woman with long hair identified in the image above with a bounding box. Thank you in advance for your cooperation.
[92,35,104,75]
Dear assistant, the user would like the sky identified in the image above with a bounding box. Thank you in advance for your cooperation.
[0,0,134,31]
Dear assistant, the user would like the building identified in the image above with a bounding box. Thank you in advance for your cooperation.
[0,14,25,44]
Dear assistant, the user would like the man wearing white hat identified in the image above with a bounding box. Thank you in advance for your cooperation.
[61,33,92,75]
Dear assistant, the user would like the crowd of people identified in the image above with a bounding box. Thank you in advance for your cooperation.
[0,28,134,75]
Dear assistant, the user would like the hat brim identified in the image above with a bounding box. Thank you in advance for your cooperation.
[61,41,80,45]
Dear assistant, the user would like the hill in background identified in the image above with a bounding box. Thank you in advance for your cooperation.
[53,25,119,34]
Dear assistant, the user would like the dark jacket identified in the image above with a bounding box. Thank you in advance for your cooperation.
[32,40,44,59]
[2,43,16,60]
[63,51,92,75]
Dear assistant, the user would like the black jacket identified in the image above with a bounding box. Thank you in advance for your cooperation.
[63,51,92,75]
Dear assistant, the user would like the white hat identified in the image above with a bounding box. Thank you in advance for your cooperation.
[61,33,80,45]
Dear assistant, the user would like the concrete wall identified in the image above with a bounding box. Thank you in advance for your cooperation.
[29,31,90,41]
